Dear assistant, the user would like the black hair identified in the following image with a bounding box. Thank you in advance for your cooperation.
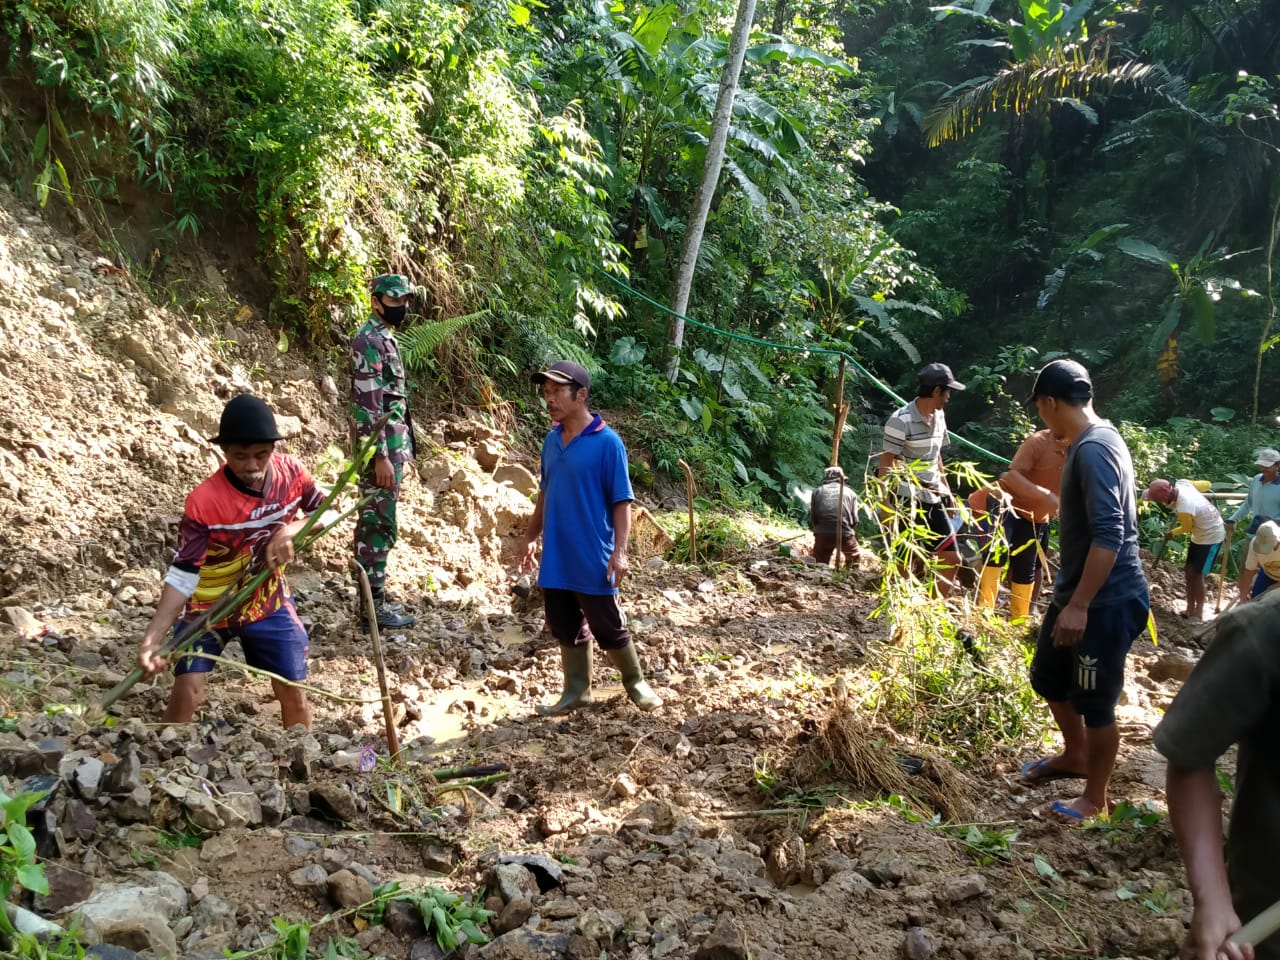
[917,383,942,399]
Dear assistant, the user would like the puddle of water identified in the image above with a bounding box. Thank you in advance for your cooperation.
[412,680,511,752]
[495,624,530,646]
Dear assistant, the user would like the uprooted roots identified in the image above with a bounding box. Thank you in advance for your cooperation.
[787,695,975,822]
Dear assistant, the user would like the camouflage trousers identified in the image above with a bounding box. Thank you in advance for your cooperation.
[354,463,402,593]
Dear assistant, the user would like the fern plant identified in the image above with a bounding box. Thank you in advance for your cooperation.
[398,311,488,373]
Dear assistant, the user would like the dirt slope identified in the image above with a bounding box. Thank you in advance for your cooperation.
[0,185,1219,960]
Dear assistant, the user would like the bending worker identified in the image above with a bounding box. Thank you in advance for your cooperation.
[1144,478,1225,621]
[810,466,860,566]
[977,428,1068,621]
[1226,447,1280,602]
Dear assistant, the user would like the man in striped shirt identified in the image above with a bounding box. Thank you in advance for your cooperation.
[879,362,965,597]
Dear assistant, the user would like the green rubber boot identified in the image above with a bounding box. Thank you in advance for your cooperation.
[536,644,593,716]
[606,643,663,712]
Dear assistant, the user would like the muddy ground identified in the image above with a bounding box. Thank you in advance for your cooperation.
[0,186,1230,960]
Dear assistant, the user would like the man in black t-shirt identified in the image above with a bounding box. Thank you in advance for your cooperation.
[1156,590,1280,960]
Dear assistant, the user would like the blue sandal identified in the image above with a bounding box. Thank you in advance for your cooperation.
[1019,756,1087,785]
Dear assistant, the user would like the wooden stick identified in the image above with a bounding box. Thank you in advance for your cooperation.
[434,773,508,792]
[678,459,697,563]
[1232,896,1280,948]
[429,764,510,782]
[351,559,401,766]
[1215,527,1233,613]
[830,356,848,466]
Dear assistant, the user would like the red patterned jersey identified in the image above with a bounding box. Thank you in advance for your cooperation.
[170,453,323,628]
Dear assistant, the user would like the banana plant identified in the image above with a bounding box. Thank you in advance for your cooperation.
[1116,234,1259,358]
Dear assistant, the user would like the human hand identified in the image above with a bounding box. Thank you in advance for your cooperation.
[607,549,629,588]
[374,455,396,490]
[137,635,168,678]
[517,538,538,573]
[265,525,297,568]
[1052,602,1088,647]
[1180,901,1251,960]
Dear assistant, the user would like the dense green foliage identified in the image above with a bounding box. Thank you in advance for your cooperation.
[2,0,1278,514]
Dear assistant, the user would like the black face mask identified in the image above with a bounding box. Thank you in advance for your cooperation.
[380,303,408,327]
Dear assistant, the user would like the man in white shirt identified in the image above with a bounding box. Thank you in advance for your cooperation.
[1144,478,1226,620]
[880,362,965,597]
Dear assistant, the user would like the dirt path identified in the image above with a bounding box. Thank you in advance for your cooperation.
[0,184,1220,960]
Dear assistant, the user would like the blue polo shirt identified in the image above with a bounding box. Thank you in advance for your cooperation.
[537,414,634,595]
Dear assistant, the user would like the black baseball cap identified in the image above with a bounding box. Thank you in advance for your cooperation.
[1031,359,1093,401]
[209,394,283,445]
[919,362,965,391]
[532,360,591,391]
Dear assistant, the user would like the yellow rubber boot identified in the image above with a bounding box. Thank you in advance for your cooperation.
[977,565,1002,610]
[1009,581,1035,622]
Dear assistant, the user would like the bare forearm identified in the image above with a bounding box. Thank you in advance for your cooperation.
[142,584,191,648]
[1167,764,1234,912]
[1066,545,1118,609]
[613,501,632,549]
[999,470,1056,514]
[523,493,545,542]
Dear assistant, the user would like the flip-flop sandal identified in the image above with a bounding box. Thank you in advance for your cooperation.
[1019,756,1087,785]
[1049,800,1088,823]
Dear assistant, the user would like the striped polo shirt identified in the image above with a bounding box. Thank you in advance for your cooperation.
[882,399,948,503]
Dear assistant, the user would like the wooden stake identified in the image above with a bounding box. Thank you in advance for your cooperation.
[1215,527,1233,613]
[830,356,849,466]
[351,559,401,766]
[678,459,697,562]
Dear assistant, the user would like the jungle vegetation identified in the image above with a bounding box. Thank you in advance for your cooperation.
[1,0,1278,513]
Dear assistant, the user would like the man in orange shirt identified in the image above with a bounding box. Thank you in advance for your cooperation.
[977,428,1068,621]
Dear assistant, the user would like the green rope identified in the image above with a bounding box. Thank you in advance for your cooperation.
[595,268,1011,465]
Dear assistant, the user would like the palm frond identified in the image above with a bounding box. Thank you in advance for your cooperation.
[399,310,488,372]
[924,47,1196,147]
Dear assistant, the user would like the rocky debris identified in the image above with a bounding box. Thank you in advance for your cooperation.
[694,915,749,960]
[71,872,188,958]
[289,864,329,900]
[326,869,374,908]
[902,926,938,960]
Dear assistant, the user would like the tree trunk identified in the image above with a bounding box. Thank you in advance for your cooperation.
[664,0,759,384]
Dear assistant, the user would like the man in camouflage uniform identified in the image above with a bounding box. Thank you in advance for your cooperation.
[350,274,417,630]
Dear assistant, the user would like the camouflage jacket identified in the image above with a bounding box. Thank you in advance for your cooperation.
[350,315,415,464]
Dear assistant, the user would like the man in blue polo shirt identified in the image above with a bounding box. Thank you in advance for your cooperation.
[517,360,662,715]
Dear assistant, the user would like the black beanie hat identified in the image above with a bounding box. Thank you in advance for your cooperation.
[209,394,283,445]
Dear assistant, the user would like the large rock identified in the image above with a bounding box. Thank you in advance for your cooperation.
[182,787,225,831]
[695,916,749,960]
[486,863,539,904]
[71,873,187,958]
[327,869,373,908]
[309,782,358,824]
[289,865,328,900]
[479,929,573,960]
[34,864,94,914]
[102,753,143,796]
[493,464,538,496]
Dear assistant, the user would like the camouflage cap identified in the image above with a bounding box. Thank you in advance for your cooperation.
[371,274,413,298]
